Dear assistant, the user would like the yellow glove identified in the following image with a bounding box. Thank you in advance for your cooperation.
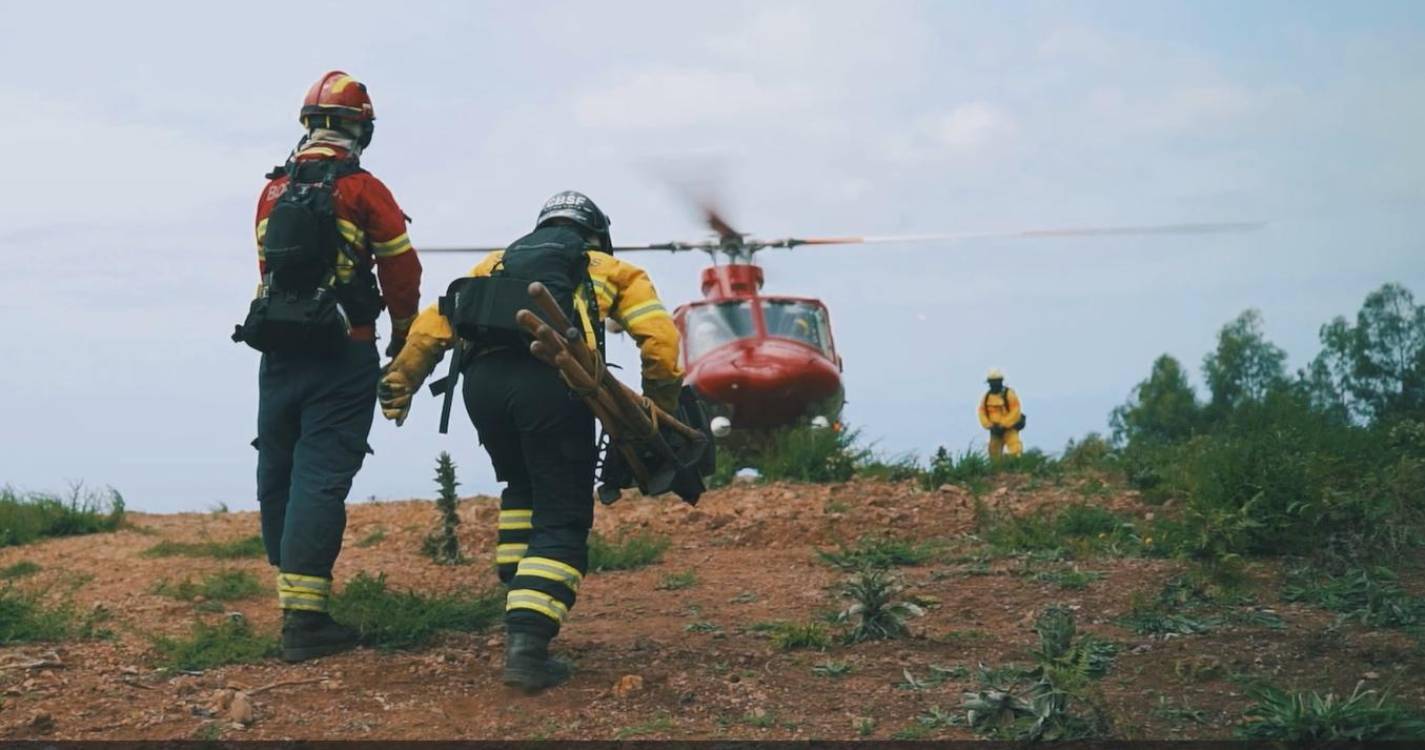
[379,333,446,426]
[378,369,416,426]
[643,378,683,415]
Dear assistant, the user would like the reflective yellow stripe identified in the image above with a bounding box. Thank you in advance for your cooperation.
[256,218,269,245]
[336,218,366,248]
[591,277,617,307]
[498,509,533,531]
[516,557,583,592]
[372,233,413,258]
[277,572,331,592]
[622,300,668,324]
[277,572,331,612]
[506,589,568,621]
[277,590,326,602]
[496,543,528,564]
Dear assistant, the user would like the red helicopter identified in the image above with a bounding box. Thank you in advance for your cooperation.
[431,204,1259,436]
[602,204,1261,436]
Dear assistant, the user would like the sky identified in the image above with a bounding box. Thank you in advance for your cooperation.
[2,1,1422,512]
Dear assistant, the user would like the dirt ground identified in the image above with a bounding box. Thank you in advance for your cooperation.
[2,476,1422,740]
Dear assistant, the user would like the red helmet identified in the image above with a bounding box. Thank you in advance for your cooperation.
[299,70,375,127]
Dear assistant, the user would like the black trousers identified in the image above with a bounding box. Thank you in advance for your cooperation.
[256,339,378,593]
[463,349,596,638]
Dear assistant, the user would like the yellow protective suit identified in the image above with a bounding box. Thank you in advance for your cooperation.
[380,249,684,423]
[977,387,1023,460]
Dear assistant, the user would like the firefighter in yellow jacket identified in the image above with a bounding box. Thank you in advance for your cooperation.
[377,191,681,691]
[978,368,1023,461]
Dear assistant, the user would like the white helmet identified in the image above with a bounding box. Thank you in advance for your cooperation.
[987,367,1005,381]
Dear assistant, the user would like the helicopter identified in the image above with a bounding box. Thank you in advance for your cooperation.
[428,200,1260,437]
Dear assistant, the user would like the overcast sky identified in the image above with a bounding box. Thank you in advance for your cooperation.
[2,1,1422,512]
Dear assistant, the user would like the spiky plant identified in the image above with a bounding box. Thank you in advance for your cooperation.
[838,567,923,642]
[424,452,464,565]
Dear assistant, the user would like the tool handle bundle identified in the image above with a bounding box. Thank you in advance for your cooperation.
[516,283,705,494]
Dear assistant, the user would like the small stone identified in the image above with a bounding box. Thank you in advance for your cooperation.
[228,692,255,725]
[612,674,644,699]
[1364,671,1381,680]
[210,689,236,712]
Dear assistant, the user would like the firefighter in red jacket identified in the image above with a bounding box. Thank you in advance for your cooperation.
[251,71,421,662]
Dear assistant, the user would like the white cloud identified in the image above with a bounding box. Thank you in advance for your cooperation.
[573,67,801,130]
[929,102,1018,150]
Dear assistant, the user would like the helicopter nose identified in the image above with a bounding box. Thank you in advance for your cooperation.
[693,340,841,427]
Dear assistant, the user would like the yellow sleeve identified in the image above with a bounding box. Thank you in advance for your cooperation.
[977,394,993,429]
[390,251,503,386]
[602,255,684,386]
[1003,389,1022,426]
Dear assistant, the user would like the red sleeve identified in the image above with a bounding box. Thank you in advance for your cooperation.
[254,177,286,277]
[356,174,422,331]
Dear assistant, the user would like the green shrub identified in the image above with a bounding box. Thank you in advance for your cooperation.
[154,570,262,603]
[1060,433,1116,471]
[757,426,867,483]
[769,621,832,651]
[143,536,266,560]
[329,571,501,650]
[857,454,924,482]
[919,446,991,489]
[151,617,278,670]
[0,585,75,644]
[818,535,936,570]
[0,561,41,580]
[978,503,1139,558]
[0,485,126,548]
[656,569,697,590]
[1282,566,1424,628]
[423,452,464,565]
[588,530,670,572]
[1237,684,1425,740]
[838,567,923,642]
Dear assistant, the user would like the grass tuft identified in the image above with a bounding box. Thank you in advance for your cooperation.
[768,621,832,651]
[588,530,670,572]
[0,561,41,580]
[154,570,262,603]
[0,585,76,644]
[329,571,502,650]
[818,535,936,570]
[0,485,126,548]
[656,569,698,590]
[1282,566,1424,628]
[143,536,265,560]
[151,616,278,671]
[1238,683,1425,741]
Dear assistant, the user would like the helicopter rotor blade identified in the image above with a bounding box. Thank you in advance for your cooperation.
[611,241,722,253]
[762,221,1265,250]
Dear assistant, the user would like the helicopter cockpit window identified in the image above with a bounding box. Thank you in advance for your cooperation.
[684,301,755,361]
[764,300,832,355]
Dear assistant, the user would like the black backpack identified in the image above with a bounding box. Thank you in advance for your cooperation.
[430,224,601,432]
[232,158,382,354]
[983,388,1028,431]
[440,224,600,352]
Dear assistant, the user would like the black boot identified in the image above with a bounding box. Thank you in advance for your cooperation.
[502,631,571,692]
[281,610,358,663]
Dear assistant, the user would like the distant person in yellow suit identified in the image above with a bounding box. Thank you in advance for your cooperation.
[978,368,1023,461]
